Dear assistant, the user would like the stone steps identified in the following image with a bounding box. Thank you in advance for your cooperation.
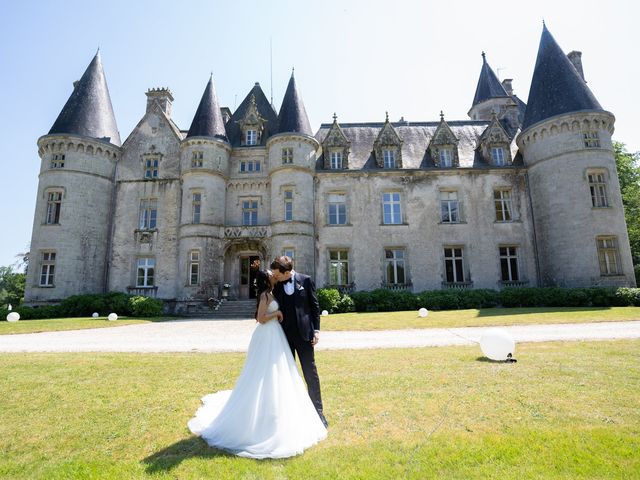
[183,299,257,319]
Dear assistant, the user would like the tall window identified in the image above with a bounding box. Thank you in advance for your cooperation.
[491,147,505,166]
[192,193,201,224]
[597,236,621,275]
[440,191,460,223]
[439,149,453,167]
[45,191,62,224]
[242,200,258,225]
[136,258,155,287]
[383,149,396,169]
[328,193,347,225]
[50,154,65,168]
[39,251,56,286]
[240,160,261,172]
[329,250,349,285]
[330,151,343,170]
[191,151,204,168]
[189,251,200,285]
[246,129,258,146]
[284,190,293,222]
[444,247,465,283]
[588,172,609,207]
[499,246,520,282]
[385,249,406,284]
[494,189,513,222]
[144,157,159,178]
[282,147,293,164]
[583,131,600,148]
[282,248,295,261]
[382,192,402,224]
[139,199,158,230]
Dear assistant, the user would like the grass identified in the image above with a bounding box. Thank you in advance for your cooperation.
[0,316,176,335]
[1,340,639,479]
[321,306,640,331]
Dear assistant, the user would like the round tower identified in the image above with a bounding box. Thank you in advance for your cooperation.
[25,52,121,304]
[178,76,231,302]
[268,73,319,275]
[517,26,635,287]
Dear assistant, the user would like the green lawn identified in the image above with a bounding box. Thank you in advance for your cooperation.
[1,341,639,479]
[321,306,640,331]
[0,316,176,335]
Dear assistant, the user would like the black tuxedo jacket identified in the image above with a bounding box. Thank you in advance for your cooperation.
[274,272,320,342]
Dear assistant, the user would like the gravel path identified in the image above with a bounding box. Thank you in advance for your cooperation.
[1,319,639,353]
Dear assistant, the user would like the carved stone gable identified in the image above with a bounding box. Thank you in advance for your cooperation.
[373,115,403,168]
[429,113,460,167]
[479,113,513,166]
[236,95,266,145]
[322,115,351,169]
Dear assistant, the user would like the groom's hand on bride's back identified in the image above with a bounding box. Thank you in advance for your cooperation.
[276,311,283,322]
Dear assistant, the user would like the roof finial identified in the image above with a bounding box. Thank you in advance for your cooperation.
[333,112,337,122]
[385,111,389,122]
[440,110,444,121]
[210,71,213,79]
[96,47,100,56]
[291,67,295,78]
[481,51,486,63]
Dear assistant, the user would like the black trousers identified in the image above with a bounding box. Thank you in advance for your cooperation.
[284,327,323,415]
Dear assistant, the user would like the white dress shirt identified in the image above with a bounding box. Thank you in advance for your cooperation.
[284,270,296,296]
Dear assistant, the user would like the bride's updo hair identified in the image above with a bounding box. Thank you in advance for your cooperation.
[252,263,272,320]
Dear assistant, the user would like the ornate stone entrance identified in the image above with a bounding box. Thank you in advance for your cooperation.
[223,239,267,299]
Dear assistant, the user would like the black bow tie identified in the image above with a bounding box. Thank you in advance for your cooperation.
[285,277,294,284]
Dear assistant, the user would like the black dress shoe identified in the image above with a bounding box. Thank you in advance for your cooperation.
[318,412,328,428]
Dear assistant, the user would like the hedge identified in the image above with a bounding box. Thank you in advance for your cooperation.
[317,286,640,313]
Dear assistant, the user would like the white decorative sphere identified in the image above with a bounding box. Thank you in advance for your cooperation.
[6,312,20,322]
[92,312,99,318]
[480,328,515,361]
[418,308,429,318]
[321,310,329,316]
[107,313,118,321]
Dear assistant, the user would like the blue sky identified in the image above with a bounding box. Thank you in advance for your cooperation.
[1,0,639,269]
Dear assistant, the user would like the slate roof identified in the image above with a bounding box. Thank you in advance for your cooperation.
[226,83,279,146]
[315,121,494,170]
[471,53,509,107]
[277,73,313,136]
[49,52,121,146]
[186,76,228,141]
[522,25,604,130]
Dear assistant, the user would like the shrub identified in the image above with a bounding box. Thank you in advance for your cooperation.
[317,289,341,313]
[416,290,460,310]
[350,291,374,312]
[129,296,163,317]
[104,292,134,316]
[613,287,640,306]
[635,265,640,286]
[459,289,500,309]
[335,294,355,313]
[59,294,107,316]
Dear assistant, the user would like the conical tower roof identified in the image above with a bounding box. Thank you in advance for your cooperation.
[471,52,509,107]
[49,52,121,146]
[278,72,312,136]
[522,25,604,130]
[186,75,228,141]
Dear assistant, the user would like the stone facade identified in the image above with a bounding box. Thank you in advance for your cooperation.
[24,28,637,310]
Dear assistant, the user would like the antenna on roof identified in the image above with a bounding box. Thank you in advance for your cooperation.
[270,37,274,106]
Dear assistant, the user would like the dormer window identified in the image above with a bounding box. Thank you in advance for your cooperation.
[246,129,258,146]
[439,149,453,167]
[584,131,600,148]
[491,147,505,166]
[330,151,343,169]
[383,149,396,169]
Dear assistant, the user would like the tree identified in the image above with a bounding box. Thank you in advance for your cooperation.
[613,142,640,281]
[0,266,26,307]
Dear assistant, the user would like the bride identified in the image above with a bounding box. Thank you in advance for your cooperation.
[187,267,327,459]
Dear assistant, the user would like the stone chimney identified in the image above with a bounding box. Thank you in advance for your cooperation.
[146,87,174,117]
[567,51,585,82]
[501,78,514,96]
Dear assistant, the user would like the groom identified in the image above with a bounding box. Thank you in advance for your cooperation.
[270,255,327,428]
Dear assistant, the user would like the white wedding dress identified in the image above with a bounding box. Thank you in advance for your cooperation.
[188,299,327,459]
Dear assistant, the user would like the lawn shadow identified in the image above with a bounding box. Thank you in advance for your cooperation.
[474,307,611,317]
[142,436,234,473]
[475,356,517,363]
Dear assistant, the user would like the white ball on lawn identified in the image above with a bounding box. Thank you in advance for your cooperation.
[6,312,20,322]
[418,307,428,318]
[107,313,118,321]
[92,312,99,318]
[321,310,329,316]
[480,328,516,361]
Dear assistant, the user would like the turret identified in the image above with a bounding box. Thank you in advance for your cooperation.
[267,72,319,274]
[25,52,121,304]
[517,25,635,287]
[179,75,231,299]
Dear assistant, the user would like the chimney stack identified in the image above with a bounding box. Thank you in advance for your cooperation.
[501,79,514,96]
[567,51,585,82]
[145,87,174,117]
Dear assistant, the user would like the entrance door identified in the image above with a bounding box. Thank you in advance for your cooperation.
[239,255,260,299]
